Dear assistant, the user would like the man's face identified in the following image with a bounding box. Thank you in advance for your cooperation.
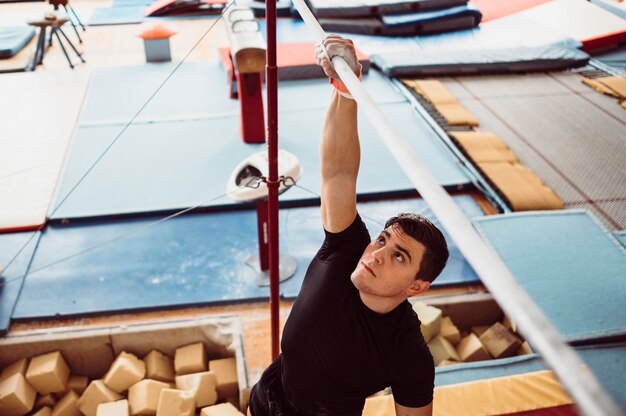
[351,224,428,299]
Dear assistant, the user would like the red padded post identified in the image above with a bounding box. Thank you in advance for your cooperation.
[237,72,265,144]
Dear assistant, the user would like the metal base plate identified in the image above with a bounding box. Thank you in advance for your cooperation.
[245,254,297,287]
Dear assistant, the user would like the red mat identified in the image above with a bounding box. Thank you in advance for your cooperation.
[470,0,552,22]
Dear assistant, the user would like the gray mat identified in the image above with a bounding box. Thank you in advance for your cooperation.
[442,72,626,230]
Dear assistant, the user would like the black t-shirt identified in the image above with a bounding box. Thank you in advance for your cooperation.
[280,214,434,415]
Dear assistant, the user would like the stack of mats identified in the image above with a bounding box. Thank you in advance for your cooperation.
[0,26,36,73]
[303,0,482,36]
[402,79,564,211]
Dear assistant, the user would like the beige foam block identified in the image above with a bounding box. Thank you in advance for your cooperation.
[596,76,626,99]
[502,315,517,333]
[0,373,37,415]
[406,79,457,104]
[438,360,460,367]
[63,376,89,396]
[411,302,442,342]
[479,322,522,359]
[0,358,29,382]
[77,380,123,416]
[175,372,218,407]
[621,100,626,109]
[36,393,57,409]
[33,406,52,416]
[433,103,479,126]
[471,325,489,337]
[96,399,129,416]
[478,162,564,210]
[175,343,207,376]
[144,351,175,383]
[200,402,244,416]
[25,352,70,395]
[428,336,461,366]
[51,390,81,416]
[128,379,170,415]
[156,389,195,416]
[103,352,146,394]
[457,333,490,363]
[517,341,533,356]
[449,131,518,163]
[440,316,461,345]
[582,78,620,98]
[208,358,238,400]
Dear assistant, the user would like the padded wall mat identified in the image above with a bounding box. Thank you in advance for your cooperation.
[305,0,468,18]
[86,6,147,25]
[13,195,482,319]
[50,61,469,220]
[441,72,626,230]
[0,231,40,335]
[435,343,626,412]
[473,210,626,342]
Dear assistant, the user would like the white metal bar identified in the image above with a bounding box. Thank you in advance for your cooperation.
[291,1,623,414]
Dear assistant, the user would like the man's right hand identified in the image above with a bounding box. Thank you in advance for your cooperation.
[315,35,362,80]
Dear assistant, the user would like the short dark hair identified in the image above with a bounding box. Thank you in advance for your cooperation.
[384,213,449,283]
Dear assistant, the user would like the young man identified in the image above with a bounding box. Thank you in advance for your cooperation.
[248,35,449,416]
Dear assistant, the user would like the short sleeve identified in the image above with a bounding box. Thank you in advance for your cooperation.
[390,332,435,408]
[317,214,370,262]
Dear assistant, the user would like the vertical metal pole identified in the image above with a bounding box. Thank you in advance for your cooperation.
[266,0,280,360]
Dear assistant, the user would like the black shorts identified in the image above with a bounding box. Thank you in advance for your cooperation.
[249,356,309,416]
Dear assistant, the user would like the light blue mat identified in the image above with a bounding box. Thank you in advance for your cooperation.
[0,232,40,335]
[435,343,626,413]
[614,230,626,249]
[50,63,468,219]
[14,195,482,319]
[77,60,405,125]
[86,6,147,26]
[473,210,626,342]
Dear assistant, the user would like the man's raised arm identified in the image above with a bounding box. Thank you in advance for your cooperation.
[316,36,362,233]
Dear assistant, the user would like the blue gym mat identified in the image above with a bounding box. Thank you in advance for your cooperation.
[76,60,405,125]
[14,195,482,319]
[0,27,35,59]
[473,210,626,343]
[435,343,626,412]
[50,61,469,220]
[614,231,626,249]
[87,6,147,26]
[0,231,40,335]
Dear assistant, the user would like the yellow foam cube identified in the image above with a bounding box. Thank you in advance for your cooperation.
[428,335,460,366]
[25,351,70,395]
[0,373,36,415]
[96,399,129,416]
[175,371,218,408]
[174,343,206,376]
[77,380,123,416]
[457,334,490,363]
[51,390,81,416]
[33,406,52,416]
[128,379,170,415]
[0,358,29,382]
[103,352,146,394]
[440,316,461,345]
[208,358,238,400]
[144,350,175,383]
[200,402,244,416]
[156,389,195,416]
[411,302,442,342]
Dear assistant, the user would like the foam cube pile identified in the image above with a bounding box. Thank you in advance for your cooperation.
[0,343,243,416]
[411,302,532,367]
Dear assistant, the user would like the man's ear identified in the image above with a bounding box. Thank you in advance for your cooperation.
[407,279,430,297]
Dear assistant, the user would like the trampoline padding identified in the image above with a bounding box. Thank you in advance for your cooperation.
[0,231,40,335]
[319,4,481,36]
[372,45,590,77]
[305,0,469,18]
[435,343,626,412]
[0,27,35,59]
[14,195,482,319]
[473,210,626,342]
